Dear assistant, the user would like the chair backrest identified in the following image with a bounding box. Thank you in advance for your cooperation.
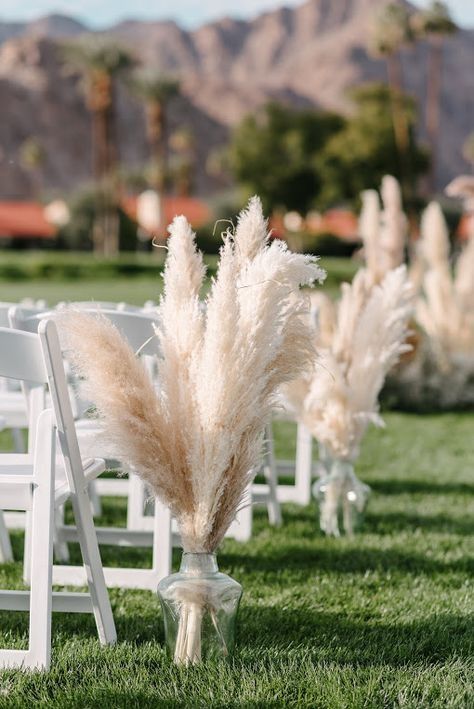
[0,304,17,328]
[0,327,48,385]
[11,307,160,357]
[8,307,54,334]
[0,323,86,488]
[1,305,48,392]
[56,301,144,313]
[76,309,160,356]
[0,326,48,451]
[38,320,87,491]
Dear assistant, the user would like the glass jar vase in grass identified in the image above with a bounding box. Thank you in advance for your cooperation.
[158,553,242,664]
[61,196,325,665]
[313,459,371,537]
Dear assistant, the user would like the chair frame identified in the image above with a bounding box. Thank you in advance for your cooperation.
[12,308,173,590]
[0,323,116,670]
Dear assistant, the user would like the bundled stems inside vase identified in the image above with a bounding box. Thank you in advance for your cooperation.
[314,460,371,537]
[158,553,242,665]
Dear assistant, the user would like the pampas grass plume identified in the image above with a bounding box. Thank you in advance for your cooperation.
[62,197,324,552]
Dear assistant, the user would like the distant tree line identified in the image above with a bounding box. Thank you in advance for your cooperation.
[18,0,461,254]
[231,0,459,216]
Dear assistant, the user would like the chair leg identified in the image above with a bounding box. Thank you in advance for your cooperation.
[69,488,116,645]
[294,422,313,506]
[22,511,33,584]
[0,511,13,563]
[152,498,172,581]
[88,480,102,518]
[27,410,55,670]
[127,471,146,530]
[12,428,25,453]
[231,498,253,542]
[53,505,70,562]
[263,424,282,527]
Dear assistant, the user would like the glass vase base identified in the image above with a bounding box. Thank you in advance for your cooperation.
[157,553,242,665]
[313,461,370,537]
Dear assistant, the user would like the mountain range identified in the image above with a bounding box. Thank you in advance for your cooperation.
[0,0,472,200]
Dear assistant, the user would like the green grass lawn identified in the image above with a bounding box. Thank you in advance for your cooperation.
[0,255,357,305]
[0,413,473,707]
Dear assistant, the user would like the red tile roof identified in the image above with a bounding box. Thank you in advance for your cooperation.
[270,208,359,242]
[307,209,359,241]
[0,202,56,239]
[456,214,474,241]
[122,195,212,235]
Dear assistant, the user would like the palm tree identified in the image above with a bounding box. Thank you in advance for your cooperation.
[462,132,474,173]
[412,1,457,192]
[19,137,46,199]
[369,3,413,191]
[129,71,180,194]
[62,37,135,255]
[170,127,195,196]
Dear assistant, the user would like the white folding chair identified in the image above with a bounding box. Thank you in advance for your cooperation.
[259,417,317,506]
[278,421,315,505]
[10,308,172,590]
[0,512,12,563]
[0,322,116,670]
[0,414,13,562]
[0,303,42,453]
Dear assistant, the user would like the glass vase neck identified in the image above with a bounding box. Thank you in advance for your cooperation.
[180,552,218,574]
[330,459,355,478]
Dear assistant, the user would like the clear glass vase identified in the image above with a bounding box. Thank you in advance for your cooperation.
[157,552,242,665]
[313,459,370,537]
[315,442,333,477]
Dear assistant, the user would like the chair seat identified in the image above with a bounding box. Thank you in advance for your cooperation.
[75,418,120,460]
[0,454,105,507]
[0,392,27,428]
[55,458,105,506]
[0,454,34,476]
[0,386,79,429]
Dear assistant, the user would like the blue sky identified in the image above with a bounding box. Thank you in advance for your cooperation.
[1,1,473,29]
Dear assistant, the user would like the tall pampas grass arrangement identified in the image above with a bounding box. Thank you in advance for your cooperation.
[61,196,324,662]
[412,200,474,408]
[359,175,407,284]
[283,265,414,535]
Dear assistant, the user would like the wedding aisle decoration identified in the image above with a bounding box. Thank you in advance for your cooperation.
[358,175,474,410]
[359,175,407,285]
[283,266,414,536]
[61,196,324,664]
[410,200,474,408]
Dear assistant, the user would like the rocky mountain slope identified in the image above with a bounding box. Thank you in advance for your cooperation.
[0,0,472,199]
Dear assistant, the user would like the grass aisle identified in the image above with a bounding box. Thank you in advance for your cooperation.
[0,413,473,707]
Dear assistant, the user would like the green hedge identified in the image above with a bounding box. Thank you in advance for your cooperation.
[0,252,218,282]
[0,250,357,288]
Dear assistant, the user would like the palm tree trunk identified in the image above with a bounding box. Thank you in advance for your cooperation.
[146,100,166,241]
[426,35,443,194]
[146,100,166,193]
[103,91,120,256]
[387,53,411,200]
[91,106,109,255]
[90,77,120,256]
